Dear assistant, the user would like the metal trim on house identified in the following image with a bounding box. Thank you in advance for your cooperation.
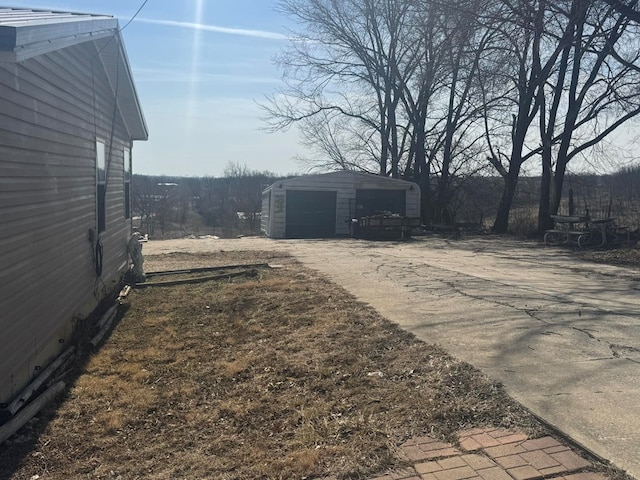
[0,7,148,141]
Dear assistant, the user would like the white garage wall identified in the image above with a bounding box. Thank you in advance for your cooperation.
[262,171,420,239]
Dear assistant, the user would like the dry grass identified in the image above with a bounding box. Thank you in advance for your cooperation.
[2,252,549,480]
[578,243,640,268]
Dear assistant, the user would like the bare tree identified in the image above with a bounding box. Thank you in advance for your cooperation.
[223,161,278,234]
[420,0,498,224]
[294,110,383,173]
[263,0,420,177]
[538,1,640,232]
[266,0,640,232]
[601,0,640,23]
[480,0,640,233]
[132,174,158,234]
[266,0,493,225]
[480,0,549,233]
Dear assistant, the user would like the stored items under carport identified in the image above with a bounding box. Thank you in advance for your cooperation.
[350,214,422,239]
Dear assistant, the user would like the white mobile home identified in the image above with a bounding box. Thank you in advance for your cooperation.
[0,8,147,406]
[261,171,420,238]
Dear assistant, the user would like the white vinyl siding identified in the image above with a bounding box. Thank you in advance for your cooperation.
[0,40,133,404]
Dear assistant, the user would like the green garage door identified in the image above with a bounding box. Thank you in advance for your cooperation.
[286,190,337,238]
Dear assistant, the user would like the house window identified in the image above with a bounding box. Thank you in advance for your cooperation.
[124,147,131,219]
[96,140,106,233]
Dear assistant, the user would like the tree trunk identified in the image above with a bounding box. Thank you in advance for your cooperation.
[537,156,552,235]
[436,170,451,224]
[437,116,455,225]
[492,163,521,233]
[379,127,388,175]
[415,148,433,227]
[549,158,568,215]
[420,177,433,227]
[389,107,400,178]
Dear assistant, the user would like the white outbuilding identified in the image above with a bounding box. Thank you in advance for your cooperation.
[261,171,421,238]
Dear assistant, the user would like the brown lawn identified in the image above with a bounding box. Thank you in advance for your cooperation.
[0,250,629,480]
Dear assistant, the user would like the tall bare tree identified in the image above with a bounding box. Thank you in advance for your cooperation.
[266,0,640,232]
[537,1,640,232]
[266,0,492,225]
[422,0,497,224]
[480,0,575,233]
[480,0,640,233]
[263,0,417,177]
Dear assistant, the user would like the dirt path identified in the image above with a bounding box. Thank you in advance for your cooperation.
[145,235,640,479]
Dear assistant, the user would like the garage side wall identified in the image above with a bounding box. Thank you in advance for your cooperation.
[0,42,132,405]
[260,190,271,236]
[266,186,287,239]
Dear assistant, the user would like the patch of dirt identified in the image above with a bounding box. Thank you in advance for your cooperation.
[577,244,640,268]
[0,251,626,479]
[143,249,290,272]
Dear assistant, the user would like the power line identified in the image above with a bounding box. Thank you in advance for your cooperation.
[92,0,150,59]
[120,0,151,32]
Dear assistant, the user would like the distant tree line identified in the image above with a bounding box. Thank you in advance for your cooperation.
[132,162,283,238]
[132,163,640,239]
[263,0,640,234]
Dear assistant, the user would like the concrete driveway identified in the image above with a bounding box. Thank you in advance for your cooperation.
[145,235,640,478]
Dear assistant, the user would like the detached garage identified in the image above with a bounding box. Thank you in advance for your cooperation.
[261,171,420,238]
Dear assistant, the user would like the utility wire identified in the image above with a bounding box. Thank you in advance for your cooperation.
[89,0,150,275]
[92,0,150,59]
[120,0,151,32]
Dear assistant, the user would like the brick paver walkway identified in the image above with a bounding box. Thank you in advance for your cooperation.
[367,428,608,480]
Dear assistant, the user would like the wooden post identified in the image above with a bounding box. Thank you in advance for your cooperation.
[95,304,118,332]
[0,381,65,445]
[7,347,75,416]
[90,305,119,348]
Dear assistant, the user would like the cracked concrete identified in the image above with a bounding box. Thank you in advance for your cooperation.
[145,235,640,479]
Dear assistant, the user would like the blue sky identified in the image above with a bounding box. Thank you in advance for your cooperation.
[7,0,305,177]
